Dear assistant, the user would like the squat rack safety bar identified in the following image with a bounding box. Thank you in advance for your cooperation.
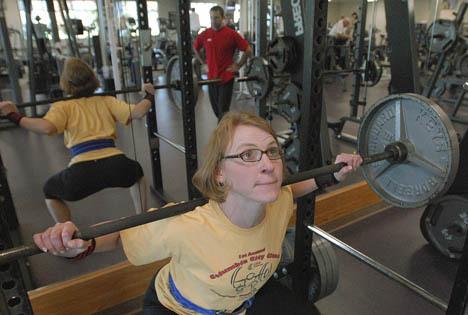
[153,132,185,154]
[307,225,448,311]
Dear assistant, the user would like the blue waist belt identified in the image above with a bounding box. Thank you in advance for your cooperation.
[168,274,254,315]
[70,139,116,158]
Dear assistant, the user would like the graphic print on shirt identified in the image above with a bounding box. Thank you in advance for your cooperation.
[209,248,281,298]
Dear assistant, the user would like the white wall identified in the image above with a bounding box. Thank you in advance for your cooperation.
[2,0,24,51]
[3,0,22,32]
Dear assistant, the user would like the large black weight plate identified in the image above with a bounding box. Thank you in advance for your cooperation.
[426,20,457,54]
[420,195,468,260]
[267,37,297,73]
[278,228,339,302]
[283,130,300,174]
[358,94,459,208]
[362,58,383,87]
[246,57,273,100]
[166,55,199,111]
[275,82,302,123]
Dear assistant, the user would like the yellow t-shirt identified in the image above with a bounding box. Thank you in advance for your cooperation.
[120,186,294,315]
[43,96,135,165]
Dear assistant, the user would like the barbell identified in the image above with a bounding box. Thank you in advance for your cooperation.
[165,56,283,111]
[6,57,276,112]
[0,93,459,264]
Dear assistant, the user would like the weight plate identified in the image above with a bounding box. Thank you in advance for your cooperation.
[457,54,468,77]
[246,57,273,100]
[420,203,432,243]
[358,94,459,208]
[420,195,468,260]
[283,132,300,174]
[275,83,302,123]
[267,37,297,73]
[361,57,383,87]
[426,20,457,54]
[166,55,199,111]
[319,237,339,300]
[278,228,339,302]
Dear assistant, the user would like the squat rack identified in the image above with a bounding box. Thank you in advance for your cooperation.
[1,1,468,314]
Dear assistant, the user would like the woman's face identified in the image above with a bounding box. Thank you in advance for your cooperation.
[217,125,283,205]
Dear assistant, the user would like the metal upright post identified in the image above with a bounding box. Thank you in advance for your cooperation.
[0,7,22,104]
[136,0,164,197]
[280,0,328,300]
[23,0,36,116]
[175,0,200,199]
[384,0,420,93]
[56,0,79,57]
[45,0,60,44]
[0,153,33,314]
[104,0,122,93]
[349,0,367,118]
[446,234,468,315]
[268,0,274,40]
[294,0,328,301]
[61,0,81,58]
[255,0,267,118]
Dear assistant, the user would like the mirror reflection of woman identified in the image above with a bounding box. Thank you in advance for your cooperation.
[0,58,155,223]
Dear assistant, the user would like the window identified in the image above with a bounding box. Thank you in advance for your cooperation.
[19,0,98,40]
[148,1,160,35]
[190,3,218,29]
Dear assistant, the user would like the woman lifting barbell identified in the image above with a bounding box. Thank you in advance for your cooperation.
[32,112,362,314]
[0,57,155,223]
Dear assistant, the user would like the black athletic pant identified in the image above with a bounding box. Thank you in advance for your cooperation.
[208,79,234,120]
[43,154,143,201]
[142,276,319,315]
[334,38,348,69]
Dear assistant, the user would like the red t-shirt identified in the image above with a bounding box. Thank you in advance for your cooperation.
[194,26,249,84]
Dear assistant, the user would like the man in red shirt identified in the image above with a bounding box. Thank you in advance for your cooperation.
[193,6,252,120]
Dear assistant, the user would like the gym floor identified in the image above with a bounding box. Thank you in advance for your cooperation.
[0,70,466,314]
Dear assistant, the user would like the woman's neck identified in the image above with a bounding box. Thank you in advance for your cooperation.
[220,195,266,228]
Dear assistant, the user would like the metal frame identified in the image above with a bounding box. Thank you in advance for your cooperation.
[45,0,60,44]
[385,0,420,93]
[0,154,33,314]
[57,0,80,58]
[294,0,328,300]
[175,0,200,200]
[142,0,200,201]
[23,0,36,117]
[255,0,268,118]
[447,230,468,314]
[349,0,367,119]
[279,0,327,300]
[136,0,164,198]
[327,0,368,144]
[0,5,22,104]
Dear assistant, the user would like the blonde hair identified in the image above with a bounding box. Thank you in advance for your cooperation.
[192,111,280,202]
[60,58,99,97]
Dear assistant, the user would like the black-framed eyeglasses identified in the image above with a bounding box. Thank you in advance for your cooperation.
[223,147,283,162]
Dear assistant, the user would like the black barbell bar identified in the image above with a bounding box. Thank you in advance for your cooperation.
[0,142,405,265]
[9,75,267,110]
